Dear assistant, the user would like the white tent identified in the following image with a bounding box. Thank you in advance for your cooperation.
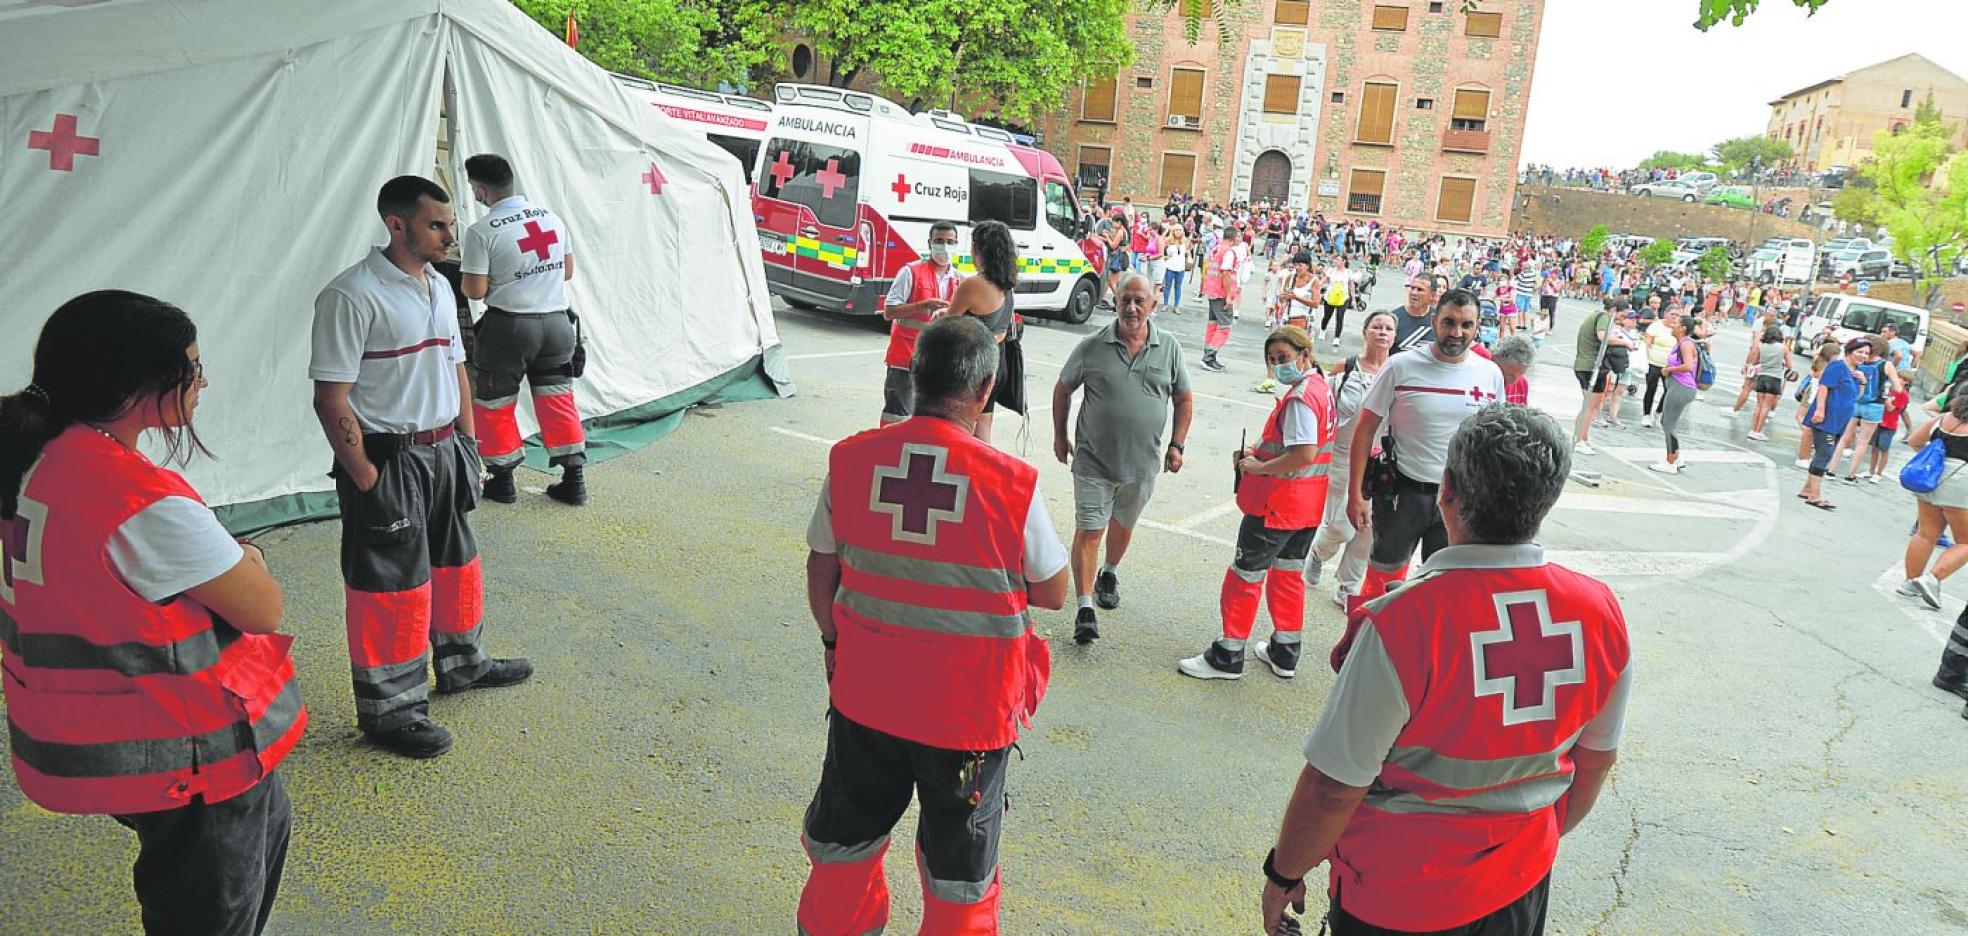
[0,0,791,529]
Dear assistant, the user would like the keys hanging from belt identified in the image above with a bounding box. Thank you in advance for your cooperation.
[958,751,987,808]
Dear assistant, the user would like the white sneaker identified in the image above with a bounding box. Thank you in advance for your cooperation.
[1333,586,1352,609]
[1842,448,1855,458]
[1648,461,1681,474]
[1867,473,1884,484]
[1641,415,1655,428]
[1897,578,1926,601]
[1747,431,1770,441]
[1574,441,1597,455]
[1177,651,1244,680]
[1251,639,1299,679]
[1305,560,1324,587]
[1591,419,1613,429]
[1913,573,1943,611]
[1794,458,1811,469]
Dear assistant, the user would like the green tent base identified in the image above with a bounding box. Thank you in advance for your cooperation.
[214,355,786,536]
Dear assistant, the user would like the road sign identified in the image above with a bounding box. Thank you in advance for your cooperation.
[1857,279,1870,295]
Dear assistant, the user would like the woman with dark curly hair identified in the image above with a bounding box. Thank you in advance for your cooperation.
[948,219,1024,442]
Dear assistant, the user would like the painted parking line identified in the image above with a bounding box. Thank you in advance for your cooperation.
[1553,492,1762,521]
[768,426,837,446]
[1871,562,1950,646]
[787,348,884,361]
[1598,446,1768,465]
[1171,500,1242,529]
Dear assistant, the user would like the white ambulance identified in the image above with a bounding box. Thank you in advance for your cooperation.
[752,83,1100,323]
[612,74,771,185]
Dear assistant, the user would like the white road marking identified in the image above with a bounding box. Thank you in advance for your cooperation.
[787,349,884,361]
[1871,562,1950,645]
[1189,390,1273,411]
[1137,518,1234,547]
[769,426,838,446]
[1598,446,1767,465]
[1546,550,1725,578]
[1172,500,1242,529]
[1553,492,1761,521]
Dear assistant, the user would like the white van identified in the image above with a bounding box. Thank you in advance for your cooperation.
[752,83,1100,323]
[612,75,771,184]
[1791,293,1930,362]
[1747,238,1816,285]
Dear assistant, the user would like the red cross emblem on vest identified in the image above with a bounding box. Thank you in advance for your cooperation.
[516,221,558,261]
[869,444,968,545]
[1470,590,1584,725]
[0,495,48,604]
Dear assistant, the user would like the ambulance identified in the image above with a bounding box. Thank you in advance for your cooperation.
[612,74,772,184]
[752,83,1101,323]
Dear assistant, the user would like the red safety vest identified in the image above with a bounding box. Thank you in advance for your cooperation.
[883,260,956,369]
[826,416,1049,750]
[1235,373,1335,530]
[1,428,306,816]
[1329,558,1630,931]
[1200,241,1237,300]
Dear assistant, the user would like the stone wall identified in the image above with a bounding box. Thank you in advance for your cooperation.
[1511,185,1823,244]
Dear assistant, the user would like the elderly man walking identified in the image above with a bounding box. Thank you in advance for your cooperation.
[1259,405,1632,936]
[1054,273,1195,644]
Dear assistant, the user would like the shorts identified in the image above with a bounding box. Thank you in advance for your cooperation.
[881,366,913,422]
[1073,472,1156,530]
[1754,375,1783,395]
[1873,427,1897,451]
[1574,368,1612,392]
[1856,402,1885,423]
[1368,473,1448,567]
[1107,250,1132,273]
[1540,295,1559,313]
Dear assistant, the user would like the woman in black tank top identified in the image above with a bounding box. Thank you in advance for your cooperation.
[948,220,1022,442]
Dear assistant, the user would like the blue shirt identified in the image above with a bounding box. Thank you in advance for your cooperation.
[1888,336,1914,371]
[1812,359,1859,435]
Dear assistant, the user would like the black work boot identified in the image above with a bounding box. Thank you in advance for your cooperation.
[1255,637,1302,679]
[482,466,518,504]
[1935,608,1968,701]
[545,464,587,506]
[368,720,454,759]
[1177,640,1244,680]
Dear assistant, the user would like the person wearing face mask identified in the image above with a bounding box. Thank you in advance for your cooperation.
[457,154,587,506]
[1178,326,1336,681]
[879,220,962,424]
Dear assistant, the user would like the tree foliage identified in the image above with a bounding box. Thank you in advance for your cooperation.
[1579,224,1610,258]
[1712,136,1793,172]
[786,0,1132,123]
[1698,246,1733,283]
[1637,239,1676,268]
[1637,150,1707,171]
[1862,102,1967,305]
[1831,186,1883,227]
[1695,0,1830,30]
[510,0,781,90]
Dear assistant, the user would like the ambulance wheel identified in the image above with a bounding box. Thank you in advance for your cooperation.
[1059,277,1098,325]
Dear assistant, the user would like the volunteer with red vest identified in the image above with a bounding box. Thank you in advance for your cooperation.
[312,176,532,760]
[878,220,961,424]
[799,316,1070,935]
[1179,325,1335,681]
[1198,228,1246,372]
[1260,405,1631,936]
[458,153,588,506]
[1,291,305,935]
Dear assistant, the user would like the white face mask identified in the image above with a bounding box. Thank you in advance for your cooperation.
[929,243,953,265]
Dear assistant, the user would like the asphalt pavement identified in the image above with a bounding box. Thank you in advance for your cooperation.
[2,269,1965,934]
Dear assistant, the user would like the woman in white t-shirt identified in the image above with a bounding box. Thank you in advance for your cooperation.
[0,291,297,935]
[1307,309,1397,607]
[1161,229,1190,312]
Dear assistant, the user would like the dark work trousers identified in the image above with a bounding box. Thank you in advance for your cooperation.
[472,308,585,469]
[112,771,292,936]
[1369,473,1448,567]
[1939,603,1968,685]
[336,433,490,735]
[1329,873,1550,936]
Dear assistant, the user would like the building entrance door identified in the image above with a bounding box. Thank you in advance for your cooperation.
[1249,150,1292,206]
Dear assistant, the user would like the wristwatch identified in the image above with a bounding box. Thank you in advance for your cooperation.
[1167,441,1186,453]
[1263,849,1304,889]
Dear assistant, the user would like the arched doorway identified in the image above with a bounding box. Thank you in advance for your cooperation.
[1249,150,1291,206]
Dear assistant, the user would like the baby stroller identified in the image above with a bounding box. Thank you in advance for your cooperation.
[1349,266,1378,314]
[1477,297,1500,349]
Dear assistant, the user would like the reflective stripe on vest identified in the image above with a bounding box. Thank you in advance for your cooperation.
[0,605,238,677]
[1362,727,1585,815]
[1236,374,1335,527]
[9,679,302,779]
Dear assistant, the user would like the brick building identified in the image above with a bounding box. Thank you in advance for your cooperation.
[1037,0,1546,237]
[1765,53,1968,174]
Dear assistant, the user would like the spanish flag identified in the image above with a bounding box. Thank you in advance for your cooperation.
[564,11,579,48]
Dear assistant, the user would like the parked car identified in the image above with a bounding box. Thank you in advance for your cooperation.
[1791,293,1929,361]
[1678,171,1721,193]
[1746,238,1817,285]
[1705,186,1755,209]
[1818,238,1872,274]
[1632,179,1702,202]
[1828,248,1893,280]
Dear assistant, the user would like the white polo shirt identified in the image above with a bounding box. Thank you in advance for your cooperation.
[460,195,571,314]
[310,248,466,434]
[1359,348,1505,484]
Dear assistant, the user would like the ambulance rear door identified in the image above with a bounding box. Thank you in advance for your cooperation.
[756,110,867,311]
[868,121,971,301]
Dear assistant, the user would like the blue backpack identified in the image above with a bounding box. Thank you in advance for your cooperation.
[1902,437,1948,493]
[1694,343,1717,391]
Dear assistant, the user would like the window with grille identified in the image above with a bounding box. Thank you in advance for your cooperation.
[1437,176,1476,223]
[1356,81,1397,144]
[1076,146,1111,192]
[1348,169,1385,215]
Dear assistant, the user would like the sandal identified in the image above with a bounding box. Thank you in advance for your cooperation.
[1806,499,1838,511]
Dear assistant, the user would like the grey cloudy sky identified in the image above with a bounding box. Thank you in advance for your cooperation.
[1520,0,1968,168]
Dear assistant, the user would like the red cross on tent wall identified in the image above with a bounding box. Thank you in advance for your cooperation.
[27,113,99,172]
[641,161,667,195]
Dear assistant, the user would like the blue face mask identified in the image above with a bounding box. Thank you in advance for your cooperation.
[1272,361,1305,384]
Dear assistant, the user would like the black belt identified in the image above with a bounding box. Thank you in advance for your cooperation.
[365,425,454,447]
[484,306,570,317]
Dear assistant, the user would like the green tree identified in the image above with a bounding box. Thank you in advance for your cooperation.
[1697,246,1733,283]
[1696,0,1831,30]
[1638,150,1707,171]
[787,0,1132,123]
[1579,224,1610,258]
[1863,102,1967,307]
[1637,239,1676,269]
[1831,186,1883,227]
[510,0,781,89]
[1712,135,1793,172]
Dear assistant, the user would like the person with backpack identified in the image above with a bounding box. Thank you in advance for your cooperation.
[1827,335,1904,483]
[1306,310,1396,608]
[1899,392,1968,613]
[1651,314,1704,475]
[1319,258,1351,351]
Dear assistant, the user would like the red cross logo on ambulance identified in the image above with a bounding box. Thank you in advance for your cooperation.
[869,444,968,545]
[1470,590,1585,725]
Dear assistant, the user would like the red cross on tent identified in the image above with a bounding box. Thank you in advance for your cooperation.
[516,221,559,262]
[815,158,847,199]
[1471,592,1585,725]
[768,151,796,190]
[870,445,968,544]
[27,113,100,172]
[641,161,667,195]
[891,173,912,202]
